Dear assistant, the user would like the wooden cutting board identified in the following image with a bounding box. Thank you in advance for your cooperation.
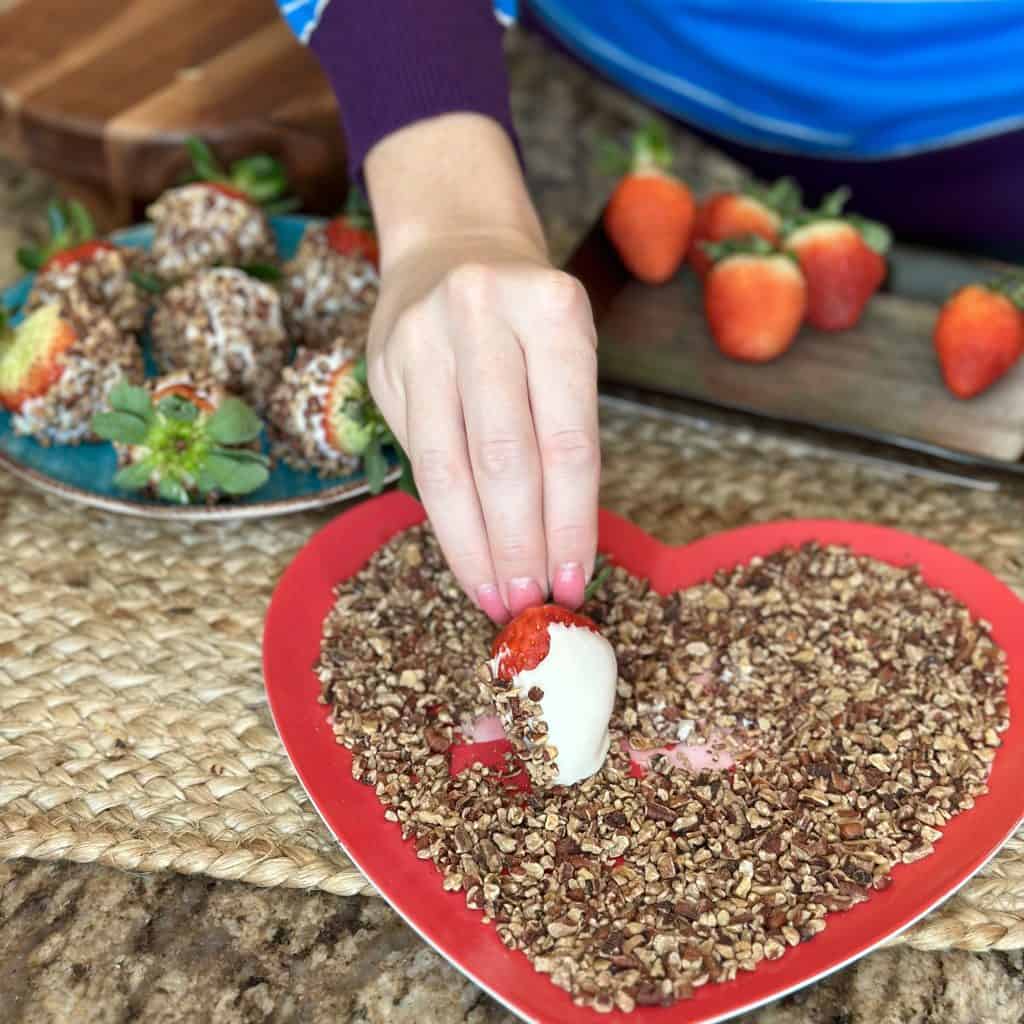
[567,223,1024,465]
[0,0,346,228]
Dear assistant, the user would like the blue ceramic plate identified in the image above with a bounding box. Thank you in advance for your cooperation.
[0,215,397,520]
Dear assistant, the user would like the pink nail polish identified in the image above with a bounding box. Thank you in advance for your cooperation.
[507,577,544,616]
[476,584,510,624]
[553,562,586,609]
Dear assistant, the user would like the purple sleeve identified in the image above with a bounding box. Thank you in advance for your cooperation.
[308,0,518,180]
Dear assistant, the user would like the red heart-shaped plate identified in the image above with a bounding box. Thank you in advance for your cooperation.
[263,492,1024,1023]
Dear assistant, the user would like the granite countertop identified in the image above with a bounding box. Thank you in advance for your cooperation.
[3,22,1024,1024]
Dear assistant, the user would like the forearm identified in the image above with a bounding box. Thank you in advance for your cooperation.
[364,113,547,271]
[306,0,518,182]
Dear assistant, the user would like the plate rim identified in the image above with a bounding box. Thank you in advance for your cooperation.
[263,493,1024,1024]
[1,213,385,522]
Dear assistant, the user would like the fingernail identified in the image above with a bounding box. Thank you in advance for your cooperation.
[552,562,586,609]
[507,577,545,616]
[476,584,510,624]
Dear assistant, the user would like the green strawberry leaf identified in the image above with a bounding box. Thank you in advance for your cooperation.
[342,185,374,229]
[0,307,10,339]
[702,234,776,264]
[206,397,263,445]
[91,410,150,445]
[262,195,302,215]
[397,446,419,500]
[109,380,154,421]
[352,357,369,386]
[747,176,804,217]
[818,187,851,218]
[113,460,154,491]
[16,247,44,272]
[584,560,612,602]
[185,136,226,182]
[203,452,270,495]
[130,270,165,294]
[851,216,892,255]
[230,153,291,204]
[46,201,67,241]
[362,437,388,495]
[67,200,96,244]
[239,262,282,283]
[211,445,269,464]
[595,138,630,178]
[631,120,673,172]
[92,411,147,444]
[157,476,191,504]
[157,394,199,423]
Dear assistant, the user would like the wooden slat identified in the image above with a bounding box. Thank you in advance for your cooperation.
[107,20,345,212]
[0,0,125,98]
[596,271,1024,463]
[0,0,348,215]
[18,0,276,122]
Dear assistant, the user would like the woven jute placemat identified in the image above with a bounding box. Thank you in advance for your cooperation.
[2,399,1024,951]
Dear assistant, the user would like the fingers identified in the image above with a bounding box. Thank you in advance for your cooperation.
[398,347,510,625]
[512,272,601,609]
[370,263,600,624]
[447,266,548,616]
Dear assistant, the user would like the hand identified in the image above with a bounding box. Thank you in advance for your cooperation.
[367,228,601,623]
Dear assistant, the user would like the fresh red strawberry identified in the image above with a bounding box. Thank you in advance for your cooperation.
[689,178,801,279]
[326,187,379,267]
[784,188,890,331]
[491,605,600,683]
[0,305,77,411]
[933,282,1024,399]
[703,237,807,363]
[602,124,695,284]
[43,240,117,272]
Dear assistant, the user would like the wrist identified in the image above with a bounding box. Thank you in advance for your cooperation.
[364,113,547,270]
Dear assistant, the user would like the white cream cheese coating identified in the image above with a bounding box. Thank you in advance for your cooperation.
[497,623,618,786]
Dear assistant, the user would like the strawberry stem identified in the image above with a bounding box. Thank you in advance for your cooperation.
[702,234,777,264]
[18,199,99,270]
[630,120,673,172]
[745,176,803,217]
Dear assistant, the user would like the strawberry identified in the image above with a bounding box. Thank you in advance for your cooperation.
[602,123,695,284]
[933,281,1024,399]
[784,188,890,331]
[183,136,297,211]
[491,605,600,683]
[703,237,807,363]
[17,199,111,273]
[689,178,801,279]
[326,187,379,267]
[0,304,77,411]
[43,240,117,272]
